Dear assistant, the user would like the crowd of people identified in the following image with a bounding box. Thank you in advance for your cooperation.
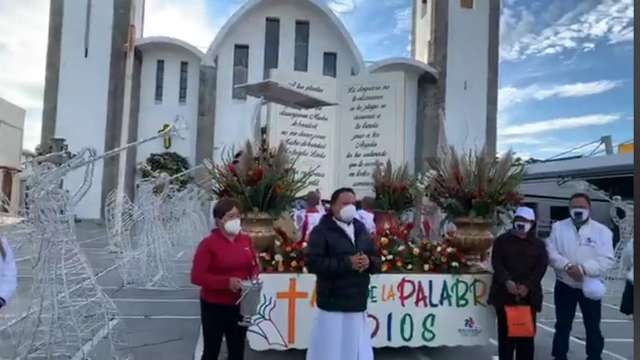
[0,189,633,360]
[190,190,633,360]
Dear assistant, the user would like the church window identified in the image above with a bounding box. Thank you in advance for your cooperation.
[323,52,337,78]
[155,59,164,103]
[179,61,188,104]
[461,0,474,9]
[263,18,280,79]
[233,45,249,100]
[294,21,309,72]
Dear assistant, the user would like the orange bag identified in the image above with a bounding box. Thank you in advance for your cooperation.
[505,305,535,338]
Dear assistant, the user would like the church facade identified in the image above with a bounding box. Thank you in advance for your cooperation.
[40,0,499,219]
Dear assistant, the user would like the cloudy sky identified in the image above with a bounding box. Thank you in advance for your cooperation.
[0,0,633,160]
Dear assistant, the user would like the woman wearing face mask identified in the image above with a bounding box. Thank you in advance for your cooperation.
[489,207,548,360]
[191,198,259,360]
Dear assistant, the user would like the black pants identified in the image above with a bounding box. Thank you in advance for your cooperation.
[552,281,604,360]
[200,300,247,360]
[620,280,633,315]
[495,306,536,360]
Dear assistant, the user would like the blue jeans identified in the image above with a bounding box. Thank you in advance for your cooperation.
[551,281,604,360]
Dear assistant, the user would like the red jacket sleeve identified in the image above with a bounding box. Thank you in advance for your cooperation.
[191,238,230,290]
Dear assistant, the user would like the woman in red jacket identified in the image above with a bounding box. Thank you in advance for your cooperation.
[191,198,259,360]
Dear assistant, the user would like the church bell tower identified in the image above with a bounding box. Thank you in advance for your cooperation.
[412,0,499,156]
[41,0,145,219]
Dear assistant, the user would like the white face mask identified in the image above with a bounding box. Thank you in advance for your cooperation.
[224,218,242,235]
[339,204,357,223]
[570,208,590,222]
[514,222,532,234]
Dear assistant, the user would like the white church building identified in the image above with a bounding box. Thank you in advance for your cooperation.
[41,0,499,219]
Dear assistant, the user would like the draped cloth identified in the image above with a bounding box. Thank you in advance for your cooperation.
[306,309,373,360]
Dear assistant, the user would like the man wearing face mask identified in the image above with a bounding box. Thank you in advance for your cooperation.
[546,193,615,360]
[191,198,259,360]
[489,207,548,360]
[305,188,381,360]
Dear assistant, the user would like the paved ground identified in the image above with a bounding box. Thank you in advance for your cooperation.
[1,221,633,359]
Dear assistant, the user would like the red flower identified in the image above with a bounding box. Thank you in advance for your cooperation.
[227,164,237,176]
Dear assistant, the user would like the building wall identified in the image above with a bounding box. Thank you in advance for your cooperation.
[55,0,115,219]
[210,0,360,161]
[443,0,490,152]
[136,46,202,167]
[0,98,25,213]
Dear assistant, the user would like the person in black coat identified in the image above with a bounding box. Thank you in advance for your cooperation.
[489,207,549,360]
[305,187,381,360]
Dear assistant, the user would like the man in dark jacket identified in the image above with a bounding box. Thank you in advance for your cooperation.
[489,207,549,360]
[305,187,381,360]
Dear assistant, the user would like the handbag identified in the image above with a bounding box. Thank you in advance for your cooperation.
[505,300,535,338]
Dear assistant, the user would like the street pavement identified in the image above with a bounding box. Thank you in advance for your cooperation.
[1,221,633,359]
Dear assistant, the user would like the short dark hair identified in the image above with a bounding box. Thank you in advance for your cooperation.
[570,193,591,206]
[361,196,375,210]
[213,198,241,220]
[306,191,320,206]
[330,187,355,204]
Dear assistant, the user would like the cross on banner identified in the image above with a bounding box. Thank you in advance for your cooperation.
[276,278,309,345]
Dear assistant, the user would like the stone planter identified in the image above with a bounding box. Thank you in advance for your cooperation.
[242,212,277,252]
[451,217,494,272]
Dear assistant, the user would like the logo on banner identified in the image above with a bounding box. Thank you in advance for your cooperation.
[458,317,482,337]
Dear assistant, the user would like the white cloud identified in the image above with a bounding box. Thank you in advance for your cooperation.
[498,80,622,112]
[498,136,544,145]
[501,0,633,61]
[327,0,357,14]
[393,7,412,35]
[144,0,218,50]
[0,0,49,151]
[500,113,621,136]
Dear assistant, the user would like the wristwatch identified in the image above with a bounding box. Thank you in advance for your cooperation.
[563,263,572,271]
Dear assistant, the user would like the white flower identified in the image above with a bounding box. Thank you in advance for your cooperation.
[398,245,406,252]
[436,246,442,252]
[447,247,455,254]
[274,254,284,262]
[407,264,413,270]
[451,261,459,268]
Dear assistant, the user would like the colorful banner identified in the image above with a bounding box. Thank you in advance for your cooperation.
[248,273,495,350]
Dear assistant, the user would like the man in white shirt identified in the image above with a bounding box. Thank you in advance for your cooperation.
[546,193,615,360]
[356,196,376,235]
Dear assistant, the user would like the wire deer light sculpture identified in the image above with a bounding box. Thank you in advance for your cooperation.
[8,148,131,359]
[1,121,185,358]
[114,166,210,288]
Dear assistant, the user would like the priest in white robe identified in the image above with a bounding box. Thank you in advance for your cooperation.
[294,191,325,242]
[305,188,381,360]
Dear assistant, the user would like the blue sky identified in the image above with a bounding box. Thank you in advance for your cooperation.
[142,0,634,160]
[0,0,633,159]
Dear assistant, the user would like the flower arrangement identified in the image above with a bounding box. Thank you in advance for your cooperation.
[372,160,416,213]
[424,146,524,221]
[258,227,308,273]
[375,223,467,274]
[417,241,466,274]
[207,141,316,218]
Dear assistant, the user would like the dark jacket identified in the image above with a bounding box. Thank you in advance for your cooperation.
[488,231,549,312]
[305,214,381,312]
